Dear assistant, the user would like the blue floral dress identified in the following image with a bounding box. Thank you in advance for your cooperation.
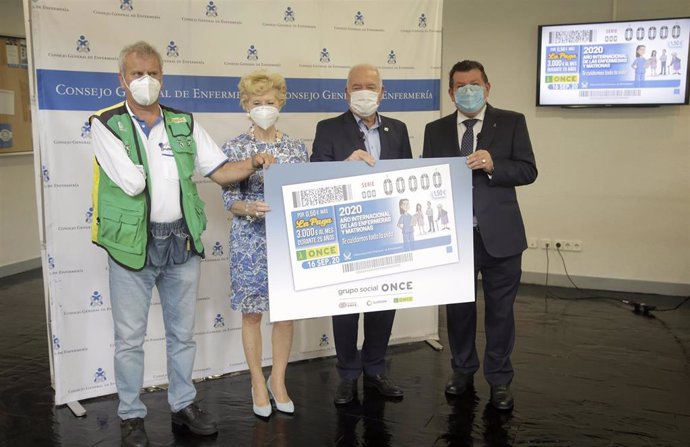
[221,131,308,313]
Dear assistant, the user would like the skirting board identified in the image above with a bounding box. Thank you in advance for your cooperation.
[521,271,690,297]
[0,258,42,279]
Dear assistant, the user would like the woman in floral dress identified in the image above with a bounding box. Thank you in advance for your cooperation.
[221,70,308,417]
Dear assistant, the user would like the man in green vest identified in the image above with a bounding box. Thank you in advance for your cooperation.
[90,41,274,447]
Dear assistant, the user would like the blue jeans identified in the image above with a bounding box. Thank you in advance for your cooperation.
[109,219,200,419]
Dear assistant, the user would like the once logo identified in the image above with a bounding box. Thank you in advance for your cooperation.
[381,281,413,292]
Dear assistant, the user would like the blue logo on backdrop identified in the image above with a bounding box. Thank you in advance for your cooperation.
[120,0,133,11]
[206,1,218,17]
[167,41,179,58]
[76,35,91,53]
[354,11,364,26]
[37,70,439,113]
[213,313,225,328]
[284,6,295,22]
[320,48,331,63]
[94,367,107,382]
[85,206,93,223]
[53,335,60,350]
[212,242,224,257]
[319,333,329,347]
[42,165,50,183]
[419,13,427,28]
[387,50,397,65]
[47,254,55,270]
[90,290,104,306]
[246,45,258,61]
[81,121,91,138]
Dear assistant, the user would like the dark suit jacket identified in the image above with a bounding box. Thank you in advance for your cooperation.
[422,104,537,258]
[310,111,413,162]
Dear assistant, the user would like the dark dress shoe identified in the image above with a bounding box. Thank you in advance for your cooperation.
[120,417,149,447]
[334,379,357,405]
[490,384,514,411]
[363,374,404,398]
[171,403,218,436]
[445,372,473,396]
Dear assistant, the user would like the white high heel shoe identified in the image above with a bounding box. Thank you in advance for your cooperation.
[252,387,272,418]
[267,375,294,414]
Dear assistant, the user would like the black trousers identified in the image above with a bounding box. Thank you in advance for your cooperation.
[446,229,522,386]
[332,309,396,380]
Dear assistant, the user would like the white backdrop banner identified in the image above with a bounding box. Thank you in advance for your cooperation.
[27,0,443,405]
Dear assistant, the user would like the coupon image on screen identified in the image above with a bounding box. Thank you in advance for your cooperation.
[537,17,690,106]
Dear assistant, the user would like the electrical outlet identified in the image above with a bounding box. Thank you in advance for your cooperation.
[552,239,583,252]
[539,238,552,249]
[527,237,538,249]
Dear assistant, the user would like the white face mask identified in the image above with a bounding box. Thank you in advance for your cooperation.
[349,89,380,118]
[127,75,161,106]
[249,105,280,130]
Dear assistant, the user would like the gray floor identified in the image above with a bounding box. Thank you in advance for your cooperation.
[1,269,689,446]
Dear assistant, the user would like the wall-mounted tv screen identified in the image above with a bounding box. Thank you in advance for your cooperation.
[537,17,690,107]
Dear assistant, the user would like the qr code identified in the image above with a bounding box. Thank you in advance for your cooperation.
[292,184,352,208]
[549,30,596,44]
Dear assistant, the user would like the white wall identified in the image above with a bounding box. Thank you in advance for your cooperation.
[2,0,689,293]
[442,0,690,294]
[0,0,41,276]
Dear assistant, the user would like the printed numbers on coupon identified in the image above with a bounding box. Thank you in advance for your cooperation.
[583,46,604,54]
[296,227,317,238]
[339,205,363,216]
[306,256,340,268]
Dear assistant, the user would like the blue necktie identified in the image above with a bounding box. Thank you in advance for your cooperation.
[460,119,478,157]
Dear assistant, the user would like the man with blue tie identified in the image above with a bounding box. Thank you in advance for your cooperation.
[311,63,412,405]
[422,60,537,411]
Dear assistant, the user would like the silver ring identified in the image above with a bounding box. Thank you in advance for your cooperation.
[481,159,486,164]
[255,211,258,217]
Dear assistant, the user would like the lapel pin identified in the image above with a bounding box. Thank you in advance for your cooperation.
[384,127,389,132]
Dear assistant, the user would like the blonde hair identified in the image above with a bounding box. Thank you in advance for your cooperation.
[118,41,163,75]
[238,70,287,110]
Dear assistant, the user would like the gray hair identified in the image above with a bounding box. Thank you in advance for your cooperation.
[347,63,382,89]
[118,41,163,75]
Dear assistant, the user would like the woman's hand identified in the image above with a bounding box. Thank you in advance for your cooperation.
[244,200,271,219]
[252,153,276,169]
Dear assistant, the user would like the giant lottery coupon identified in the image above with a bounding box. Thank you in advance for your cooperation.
[284,164,458,290]
[265,158,475,322]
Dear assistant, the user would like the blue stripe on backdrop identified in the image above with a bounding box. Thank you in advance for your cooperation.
[37,69,440,113]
